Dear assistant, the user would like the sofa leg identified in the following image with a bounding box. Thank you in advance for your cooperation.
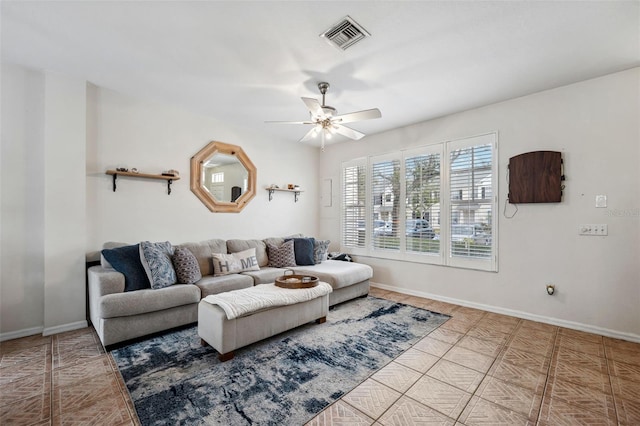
[219,351,234,362]
[316,316,326,324]
[200,338,209,347]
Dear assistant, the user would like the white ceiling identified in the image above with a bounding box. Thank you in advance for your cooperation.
[2,1,639,147]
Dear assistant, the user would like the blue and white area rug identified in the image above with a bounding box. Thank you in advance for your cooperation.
[111,296,450,425]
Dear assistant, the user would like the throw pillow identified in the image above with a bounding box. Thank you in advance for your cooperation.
[171,246,202,284]
[285,237,316,266]
[212,248,260,276]
[313,239,330,264]
[139,241,177,289]
[101,244,151,292]
[329,252,353,262]
[267,240,297,268]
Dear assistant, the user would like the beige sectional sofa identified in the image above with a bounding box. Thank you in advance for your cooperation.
[87,236,372,347]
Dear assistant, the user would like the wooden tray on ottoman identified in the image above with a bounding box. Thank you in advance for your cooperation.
[275,274,319,289]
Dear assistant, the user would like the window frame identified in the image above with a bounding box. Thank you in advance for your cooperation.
[340,132,498,272]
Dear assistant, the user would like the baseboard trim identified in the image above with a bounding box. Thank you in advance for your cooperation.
[371,282,640,344]
[43,320,88,337]
[0,326,45,342]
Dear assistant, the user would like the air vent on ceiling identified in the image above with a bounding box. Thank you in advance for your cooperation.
[320,16,370,51]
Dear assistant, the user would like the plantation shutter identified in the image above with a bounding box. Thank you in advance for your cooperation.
[448,134,495,265]
[342,160,366,249]
[371,154,400,251]
[404,148,441,255]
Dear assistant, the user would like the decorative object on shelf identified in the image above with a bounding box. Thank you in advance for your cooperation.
[190,141,257,213]
[162,169,180,177]
[266,186,303,202]
[116,167,129,172]
[105,169,180,195]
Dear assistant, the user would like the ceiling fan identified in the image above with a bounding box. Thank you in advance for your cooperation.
[267,82,381,150]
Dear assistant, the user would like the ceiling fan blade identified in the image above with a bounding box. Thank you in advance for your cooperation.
[333,124,365,140]
[299,127,319,143]
[333,108,381,124]
[265,120,314,125]
[301,97,324,118]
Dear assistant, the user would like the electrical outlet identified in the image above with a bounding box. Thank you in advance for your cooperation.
[579,224,608,236]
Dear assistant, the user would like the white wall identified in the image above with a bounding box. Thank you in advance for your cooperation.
[1,64,320,339]
[319,68,640,340]
[1,64,46,337]
[85,85,319,249]
[42,72,87,335]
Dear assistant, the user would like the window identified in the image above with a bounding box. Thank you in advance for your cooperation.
[405,148,440,255]
[371,154,400,251]
[342,159,367,249]
[211,172,224,183]
[448,136,494,267]
[341,133,497,271]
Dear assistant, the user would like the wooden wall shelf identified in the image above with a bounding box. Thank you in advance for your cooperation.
[105,170,180,195]
[266,187,303,202]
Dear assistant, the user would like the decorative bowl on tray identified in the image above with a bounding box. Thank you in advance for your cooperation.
[275,273,319,289]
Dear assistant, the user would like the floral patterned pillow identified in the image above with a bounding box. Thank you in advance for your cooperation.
[313,239,330,264]
[139,241,177,289]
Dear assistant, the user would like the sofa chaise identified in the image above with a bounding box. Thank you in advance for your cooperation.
[87,236,372,347]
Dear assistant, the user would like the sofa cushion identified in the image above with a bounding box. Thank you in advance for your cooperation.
[241,267,287,285]
[313,239,330,264]
[179,239,227,276]
[195,273,254,298]
[293,260,373,290]
[285,237,316,266]
[212,248,260,276]
[100,242,129,268]
[101,244,151,292]
[263,233,304,250]
[172,246,202,284]
[139,241,177,289]
[98,284,200,318]
[227,239,268,267]
[267,240,296,268]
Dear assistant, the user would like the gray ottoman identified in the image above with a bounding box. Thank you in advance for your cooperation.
[198,285,330,361]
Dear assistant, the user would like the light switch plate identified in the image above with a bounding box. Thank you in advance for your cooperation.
[579,224,608,236]
[595,195,607,208]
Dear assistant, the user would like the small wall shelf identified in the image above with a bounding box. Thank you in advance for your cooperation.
[106,170,180,195]
[266,187,303,202]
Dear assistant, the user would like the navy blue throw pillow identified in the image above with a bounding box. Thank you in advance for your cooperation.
[285,237,316,266]
[101,244,151,292]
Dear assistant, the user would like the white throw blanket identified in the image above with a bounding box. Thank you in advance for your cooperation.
[202,282,333,320]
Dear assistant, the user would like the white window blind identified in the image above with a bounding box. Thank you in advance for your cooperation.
[340,133,497,271]
[448,135,495,267]
[405,150,440,255]
[371,155,400,251]
[342,160,366,249]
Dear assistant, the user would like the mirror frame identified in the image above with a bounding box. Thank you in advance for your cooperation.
[190,141,257,213]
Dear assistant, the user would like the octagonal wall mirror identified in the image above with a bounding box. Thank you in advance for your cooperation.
[190,141,257,213]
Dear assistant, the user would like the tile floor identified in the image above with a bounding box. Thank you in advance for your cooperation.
[1,287,639,425]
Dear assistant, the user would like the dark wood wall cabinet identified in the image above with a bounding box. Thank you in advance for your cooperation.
[508,151,564,203]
